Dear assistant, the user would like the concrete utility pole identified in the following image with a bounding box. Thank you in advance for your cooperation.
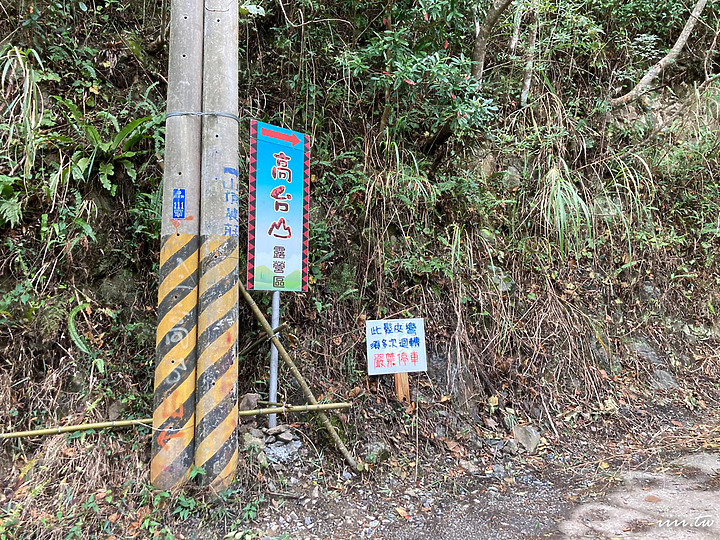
[151,0,204,491]
[194,0,240,490]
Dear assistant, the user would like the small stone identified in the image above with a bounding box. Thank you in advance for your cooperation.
[267,425,288,436]
[487,438,504,451]
[243,432,265,451]
[266,440,302,464]
[651,369,678,390]
[503,439,519,455]
[630,338,664,366]
[238,393,260,412]
[249,428,265,439]
[513,425,541,454]
[108,401,124,421]
[277,431,294,443]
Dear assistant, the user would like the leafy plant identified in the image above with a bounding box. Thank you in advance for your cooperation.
[56,97,150,195]
[0,45,45,226]
[536,160,592,256]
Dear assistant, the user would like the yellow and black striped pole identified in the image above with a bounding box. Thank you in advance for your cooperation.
[194,0,240,490]
[151,0,204,491]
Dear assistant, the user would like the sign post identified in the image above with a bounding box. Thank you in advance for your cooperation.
[247,120,310,427]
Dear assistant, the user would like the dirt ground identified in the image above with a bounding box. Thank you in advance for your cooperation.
[214,448,720,540]
[4,392,720,539]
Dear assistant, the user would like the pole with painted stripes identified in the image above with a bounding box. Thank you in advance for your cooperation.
[151,0,204,491]
[194,0,240,490]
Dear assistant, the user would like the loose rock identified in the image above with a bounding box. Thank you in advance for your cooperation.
[513,425,541,454]
[650,369,678,390]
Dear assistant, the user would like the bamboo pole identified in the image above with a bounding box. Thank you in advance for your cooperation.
[239,282,360,472]
[239,323,288,356]
[0,403,352,440]
[1,419,155,439]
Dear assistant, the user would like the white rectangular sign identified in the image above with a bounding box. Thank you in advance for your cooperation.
[366,318,427,376]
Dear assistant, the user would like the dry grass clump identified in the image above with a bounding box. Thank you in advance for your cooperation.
[3,427,151,539]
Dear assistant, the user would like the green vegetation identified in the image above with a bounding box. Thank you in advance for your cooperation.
[1,0,720,537]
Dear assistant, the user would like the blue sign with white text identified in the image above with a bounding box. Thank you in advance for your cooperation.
[172,188,186,219]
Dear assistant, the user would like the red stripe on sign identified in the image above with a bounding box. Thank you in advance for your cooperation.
[302,133,311,291]
[247,120,258,289]
[260,127,300,146]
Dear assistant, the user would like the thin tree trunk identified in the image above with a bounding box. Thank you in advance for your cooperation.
[378,1,394,133]
[509,1,524,54]
[519,0,538,107]
[611,0,708,107]
[472,0,514,82]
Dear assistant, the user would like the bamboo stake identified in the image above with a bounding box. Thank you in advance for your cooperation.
[0,403,352,440]
[239,282,360,472]
[239,323,288,356]
[1,419,155,439]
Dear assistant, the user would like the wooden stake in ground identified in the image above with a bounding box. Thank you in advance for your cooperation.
[151,0,203,491]
[194,0,240,491]
[394,373,410,403]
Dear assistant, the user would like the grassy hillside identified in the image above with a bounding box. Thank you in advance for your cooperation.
[1,0,720,537]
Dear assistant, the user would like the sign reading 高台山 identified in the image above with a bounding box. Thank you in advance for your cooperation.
[247,120,310,291]
[366,318,427,376]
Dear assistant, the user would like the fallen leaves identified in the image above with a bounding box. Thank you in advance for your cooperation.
[441,438,467,459]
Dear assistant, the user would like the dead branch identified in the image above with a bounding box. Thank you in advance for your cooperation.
[610,0,708,108]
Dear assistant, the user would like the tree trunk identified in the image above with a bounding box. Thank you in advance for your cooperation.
[610,0,708,108]
[472,0,514,83]
[509,1,524,54]
[378,1,394,134]
[519,0,538,108]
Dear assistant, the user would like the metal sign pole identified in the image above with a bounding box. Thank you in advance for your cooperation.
[268,290,280,428]
[151,0,203,491]
[194,0,240,491]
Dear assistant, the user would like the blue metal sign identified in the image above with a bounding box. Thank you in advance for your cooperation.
[172,188,186,219]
